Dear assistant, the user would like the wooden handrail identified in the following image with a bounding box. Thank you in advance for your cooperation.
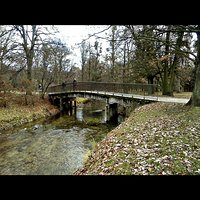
[47,81,158,96]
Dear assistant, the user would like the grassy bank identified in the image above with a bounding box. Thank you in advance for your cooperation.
[0,92,59,132]
[74,102,200,175]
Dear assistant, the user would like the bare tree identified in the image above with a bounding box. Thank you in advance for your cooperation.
[13,25,55,95]
[80,40,89,81]
[34,39,71,99]
[187,25,200,106]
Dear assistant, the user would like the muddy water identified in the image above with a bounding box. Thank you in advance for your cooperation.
[0,101,115,175]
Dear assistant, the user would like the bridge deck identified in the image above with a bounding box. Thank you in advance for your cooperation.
[48,90,190,104]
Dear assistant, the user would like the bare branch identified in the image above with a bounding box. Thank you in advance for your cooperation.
[76,25,112,45]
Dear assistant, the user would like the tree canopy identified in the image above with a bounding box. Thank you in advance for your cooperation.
[1,25,200,106]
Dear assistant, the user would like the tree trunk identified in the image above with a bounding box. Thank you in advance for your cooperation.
[174,76,181,93]
[81,64,84,81]
[162,26,171,96]
[190,63,200,106]
[26,54,33,95]
[147,75,154,94]
[122,43,126,83]
[111,26,116,82]
[27,55,33,81]
[169,31,184,96]
[188,26,200,106]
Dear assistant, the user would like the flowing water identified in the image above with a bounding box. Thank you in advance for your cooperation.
[0,101,117,175]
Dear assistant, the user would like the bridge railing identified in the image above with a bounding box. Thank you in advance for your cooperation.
[47,81,159,96]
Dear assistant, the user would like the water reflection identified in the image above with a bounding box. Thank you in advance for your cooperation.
[76,107,106,123]
[76,101,125,124]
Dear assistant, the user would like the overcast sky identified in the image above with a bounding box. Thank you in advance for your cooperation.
[54,25,109,67]
[54,25,198,67]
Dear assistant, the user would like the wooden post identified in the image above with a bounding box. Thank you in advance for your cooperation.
[59,97,63,111]
[105,98,109,122]
[74,99,77,116]
[69,100,73,116]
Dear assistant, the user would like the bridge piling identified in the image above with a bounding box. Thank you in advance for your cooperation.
[105,102,119,124]
[105,99,109,123]
[74,99,77,116]
[59,98,63,111]
[108,103,119,124]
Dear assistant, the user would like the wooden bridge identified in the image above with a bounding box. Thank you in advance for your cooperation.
[47,81,190,123]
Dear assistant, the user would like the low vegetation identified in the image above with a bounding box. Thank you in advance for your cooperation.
[74,102,200,175]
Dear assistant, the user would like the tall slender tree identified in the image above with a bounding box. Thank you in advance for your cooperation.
[187,25,200,106]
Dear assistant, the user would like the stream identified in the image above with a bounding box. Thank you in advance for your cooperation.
[0,100,119,175]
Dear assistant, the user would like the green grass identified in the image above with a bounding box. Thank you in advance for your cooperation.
[76,97,90,104]
[85,118,102,126]
[156,92,192,98]
[173,92,192,98]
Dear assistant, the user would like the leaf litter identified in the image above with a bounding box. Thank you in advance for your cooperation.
[74,102,200,175]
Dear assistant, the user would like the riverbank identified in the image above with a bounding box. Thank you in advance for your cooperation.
[74,102,200,175]
[0,93,59,132]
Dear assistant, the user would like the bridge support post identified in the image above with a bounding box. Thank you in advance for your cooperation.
[64,98,76,116]
[110,103,118,123]
[59,98,63,111]
[105,98,109,122]
[63,99,68,114]
[106,103,118,124]
[69,100,73,115]
[105,104,109,122]
[73,99,77,116]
